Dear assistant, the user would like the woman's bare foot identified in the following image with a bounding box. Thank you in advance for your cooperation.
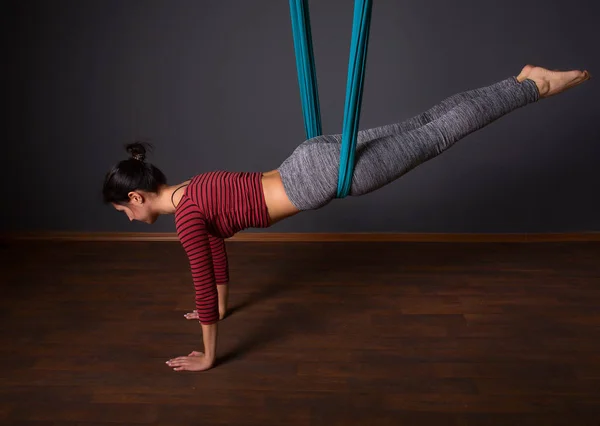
[516,64,591,99]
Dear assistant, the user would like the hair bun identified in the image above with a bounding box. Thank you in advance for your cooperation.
[126,142,152,162]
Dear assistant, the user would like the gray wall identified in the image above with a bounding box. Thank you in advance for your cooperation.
[4,0,599,233]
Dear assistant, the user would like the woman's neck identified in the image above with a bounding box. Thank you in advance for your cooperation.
[155,181,191,215]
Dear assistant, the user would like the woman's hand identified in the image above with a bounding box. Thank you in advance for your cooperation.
[184,310,199,320]
[176,317,218,371]
[166,351,214,372]
[184,309,226,321]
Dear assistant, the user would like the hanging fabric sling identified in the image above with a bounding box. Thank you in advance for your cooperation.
[288,0,373,198]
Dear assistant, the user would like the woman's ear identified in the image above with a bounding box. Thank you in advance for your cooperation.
[128,191,144,205]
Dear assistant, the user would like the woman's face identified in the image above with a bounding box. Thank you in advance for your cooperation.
[112,192,158,224]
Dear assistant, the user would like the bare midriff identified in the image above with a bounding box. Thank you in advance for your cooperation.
[261,170,301,225]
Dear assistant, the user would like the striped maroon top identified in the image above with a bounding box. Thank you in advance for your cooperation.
[174,171,271,324]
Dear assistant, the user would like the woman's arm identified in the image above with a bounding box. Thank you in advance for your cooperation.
[201,322,218,362]
[208,234,229,318]
[171,205,221,371]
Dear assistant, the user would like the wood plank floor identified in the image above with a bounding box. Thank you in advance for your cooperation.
[1,240,599,425]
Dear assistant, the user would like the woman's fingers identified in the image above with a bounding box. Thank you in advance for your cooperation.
[166,356,196,371]
[166,353,211,372]
[172,363,187,371]
[184,310,199,320]
[166,358,187,367]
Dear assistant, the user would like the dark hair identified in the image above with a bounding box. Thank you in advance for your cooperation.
[102,142,167,204]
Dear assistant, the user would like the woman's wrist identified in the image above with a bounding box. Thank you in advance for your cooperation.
[201,322,218,361]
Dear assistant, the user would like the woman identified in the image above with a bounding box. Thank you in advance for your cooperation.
[103,65,590,372]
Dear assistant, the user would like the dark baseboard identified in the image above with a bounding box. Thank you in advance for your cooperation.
[2,232,600,242]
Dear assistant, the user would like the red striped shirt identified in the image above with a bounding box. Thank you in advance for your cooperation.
[174,171,271,324]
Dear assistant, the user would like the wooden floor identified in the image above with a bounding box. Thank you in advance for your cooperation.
[1,240,599,425]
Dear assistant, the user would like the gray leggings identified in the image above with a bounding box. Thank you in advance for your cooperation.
[277,76,540,211]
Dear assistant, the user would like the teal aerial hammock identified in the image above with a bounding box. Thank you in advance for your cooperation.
[288,0,373,198]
